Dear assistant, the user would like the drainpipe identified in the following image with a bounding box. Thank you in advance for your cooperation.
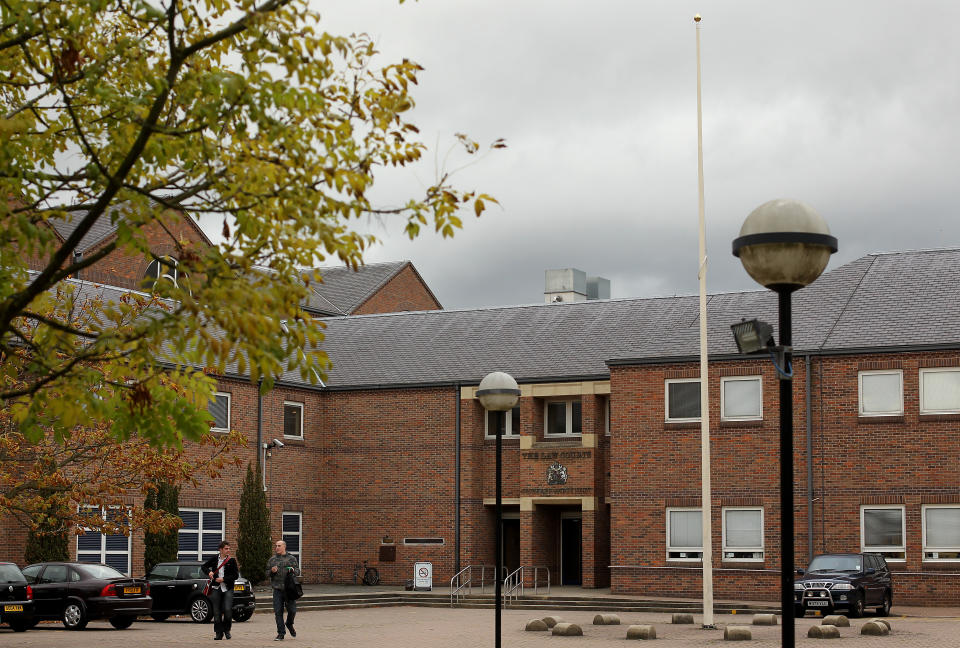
[805,355,814,562]
[455,383,461,575]
[257,377,264,489]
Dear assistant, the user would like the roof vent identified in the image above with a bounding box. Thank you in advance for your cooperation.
[545,268,609,303]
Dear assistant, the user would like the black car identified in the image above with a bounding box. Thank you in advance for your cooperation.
[21,562,151,630]
[794,552,893,618]
[145,561,255,623]
[0,562,35,632]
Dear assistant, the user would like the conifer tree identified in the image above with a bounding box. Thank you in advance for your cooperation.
[24,524,69,564]
[237,464,272,584]
[144,482,181,573]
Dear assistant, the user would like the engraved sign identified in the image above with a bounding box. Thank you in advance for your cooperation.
[547,461,568,485]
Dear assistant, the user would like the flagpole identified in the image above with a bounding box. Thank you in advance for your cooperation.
[694,12,715,629]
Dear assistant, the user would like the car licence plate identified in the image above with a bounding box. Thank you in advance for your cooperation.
[4,604,23,612]
[807,600,829,607]
[234,584,244,592]
[123,586,141,595]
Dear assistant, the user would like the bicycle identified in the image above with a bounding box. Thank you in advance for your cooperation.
[352,560,380,586]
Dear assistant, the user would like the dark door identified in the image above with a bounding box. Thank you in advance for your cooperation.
[31,564,71,618]
[146,564,179,611]
[501,519,521,577]
[178,563,206,611]
[560,518,582,586]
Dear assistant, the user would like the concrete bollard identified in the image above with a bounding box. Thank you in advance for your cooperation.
[593,613,621,625]
[861,621,890,636]
[752,614,778,625]
[552,622,584,636]
[867,618,891,631]
[525,619,549,631]
[626,625,657,640]
[723,626,752,641]
[671,613,694,624]
[541,616,564,628]
[822,615,850,627]
[808,625,840,639]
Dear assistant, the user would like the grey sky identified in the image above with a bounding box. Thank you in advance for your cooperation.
[281,1,960,310]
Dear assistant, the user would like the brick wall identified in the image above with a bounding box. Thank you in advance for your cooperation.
[352,264,442,314]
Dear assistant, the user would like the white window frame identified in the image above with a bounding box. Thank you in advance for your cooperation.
[282,512,302,564]
[178,507,225,561]
[922,504,960,562]
[720,376,763,421]
[919,368,960,414]
[721,507,764,562]
[145,255,181,287]
[210,392,231,432]
[283,401,304,439]
[666,507,703,561]
[858,370,903,417]
[860,505,906,561]
[76,505,131,575]
[484,405,521,439]
[665,378,701,423]
[543,399,582,437]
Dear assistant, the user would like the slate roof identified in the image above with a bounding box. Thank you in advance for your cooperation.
[48,201,211,253]
[302,261,417,315]
[313,249,960,389]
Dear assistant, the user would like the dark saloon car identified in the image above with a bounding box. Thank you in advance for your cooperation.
[146,561,255,623]
[21,562,151,630]
[794,552,893,618]
[0,562,35,632]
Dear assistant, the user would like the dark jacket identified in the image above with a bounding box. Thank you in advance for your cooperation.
[266,553,300,589]
[201,555,239,590]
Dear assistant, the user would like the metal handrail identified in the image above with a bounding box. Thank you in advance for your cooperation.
[449,564,497,607]
[503,566,551,606]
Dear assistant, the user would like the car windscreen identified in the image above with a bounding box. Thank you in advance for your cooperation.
[808,555,861,572]
[0,564,25,583]
[77,563,127,579]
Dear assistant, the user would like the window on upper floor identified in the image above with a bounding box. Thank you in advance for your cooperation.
[861,505,905,561]
[721,376,762,421]
[485,405,520,438]
[284,401,304,439]
[920,368,960,414]
[665,379,700,422]
[722,507,764,561]
[544,399,581,436]
[666,507,702,561]
[178,508,224,562]
[209,392,231,431]
[144,256,183,288]
[923,505,960,561]
[858,370,903,417]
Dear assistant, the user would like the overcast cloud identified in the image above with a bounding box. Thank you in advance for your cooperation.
[273,1,960,310]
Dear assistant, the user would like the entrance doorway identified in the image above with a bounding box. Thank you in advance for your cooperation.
[501,518,520,578]
[560,517,582,585]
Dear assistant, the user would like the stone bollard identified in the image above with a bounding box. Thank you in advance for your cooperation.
[525,619,549,632]
[822,615,850,627]
[593,614,621,625]
[723,626,752,641]
[671,613,694,624]
[752,614,778,625]
[867,618,891,631]
[541,615,563,628]
[626,625,657,640]
[808,625,840,639]
[552,622,584,636]
[861,621,890,636]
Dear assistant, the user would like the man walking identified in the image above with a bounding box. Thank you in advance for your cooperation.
[267,539,299,641]
[202,540,239,640]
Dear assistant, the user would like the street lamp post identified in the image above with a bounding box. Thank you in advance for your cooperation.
[477,371,521,648]
[732,199,837,648]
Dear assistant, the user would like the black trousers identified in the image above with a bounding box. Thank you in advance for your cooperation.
[209,587,234,636]
[273,588,297,636]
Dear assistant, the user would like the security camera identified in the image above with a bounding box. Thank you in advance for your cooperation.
[273,438,285,448]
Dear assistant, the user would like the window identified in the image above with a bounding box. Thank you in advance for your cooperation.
[178,508,225,561]
[861,506,905,560]
[283,401,304,439]
[77,507,130,574]
[209,392,231,431]
[920,368,960,414]
[722,508,764,561]
[544,400,582,436]
[665,379,700,422]
[858,370,903,416]
[149,564,179,580]
[923,505,960,561]
[282,512,302,563]
[666,508,702,560]
[485,405,521,438]
[403,537,445,546]
[721,376,762,421]
[144,256,182,288]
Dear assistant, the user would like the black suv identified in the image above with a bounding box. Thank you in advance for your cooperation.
[794,553,893,618]
[145,561,255,623]
[0,562,34,632]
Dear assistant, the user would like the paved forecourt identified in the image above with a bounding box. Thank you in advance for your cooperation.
[2,607,960,647]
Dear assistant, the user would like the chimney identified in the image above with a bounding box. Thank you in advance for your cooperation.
[545,268,609,303]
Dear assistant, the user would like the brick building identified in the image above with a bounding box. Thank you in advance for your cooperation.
[8,227,960,606]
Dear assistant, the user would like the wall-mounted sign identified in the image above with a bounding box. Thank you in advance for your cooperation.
[547,461,568,485]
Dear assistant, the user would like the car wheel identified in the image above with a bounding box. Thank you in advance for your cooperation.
[190,596,212,623]
[9,620,29,632]
[876,590,892,616]
[151,613,170,621]
[849,592,865,618]
[63,600,89,630]
[233,609,253,623]
[109,616,135,630]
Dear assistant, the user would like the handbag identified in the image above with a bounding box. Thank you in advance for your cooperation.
[203,558,230,596]
[284,568,303,600]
